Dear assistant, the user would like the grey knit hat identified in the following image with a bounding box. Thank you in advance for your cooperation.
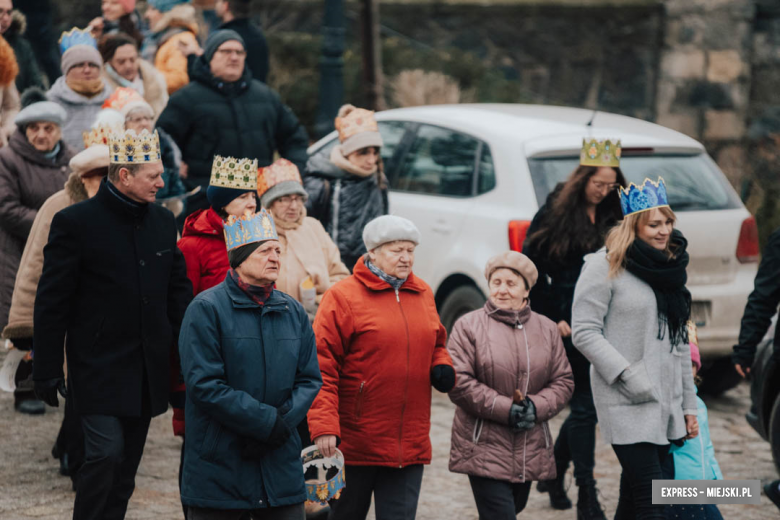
[362,215,421,251]
[15,101,67,127]
[61,44,103,75]
[203,30,245,63]
[260,181,308,208]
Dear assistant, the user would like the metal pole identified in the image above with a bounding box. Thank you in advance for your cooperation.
[315,0,346,139]
[361,0,385,111]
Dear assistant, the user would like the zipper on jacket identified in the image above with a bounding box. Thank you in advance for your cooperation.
[396,290,411,468]
[473,418,484,444]
[355,381,366,419]
[330,180,342,244]
[520,326,532,482]
[543,422,550,449]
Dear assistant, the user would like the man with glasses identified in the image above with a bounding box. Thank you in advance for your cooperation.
[157,30,309,219]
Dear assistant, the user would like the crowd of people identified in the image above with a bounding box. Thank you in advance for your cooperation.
[0,1,779,520]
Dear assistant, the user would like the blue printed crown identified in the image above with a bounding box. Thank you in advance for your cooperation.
[59,27,98,54]
[223,209,278,251]
[302,446,346,506]
[619,177,669,216]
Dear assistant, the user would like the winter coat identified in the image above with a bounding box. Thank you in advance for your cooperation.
[571,249,698,445]
[274,210,349,305]
[304,147,388,269]
[307,256,453,467]
[178,208,229,297]
[448,303,573,482]
[33,179,193,417]
[4,11,44,93]
[670,392,723,481]
[145,5,200,95]
[157,55,308,190]
[47,77,114,152]
[178,275,322,509]
[733,226,780,368]
[2,172,87,341]
[0,131,73,330]
[0,81,19,148]
[219,18,269,83]
[102,58,169,119]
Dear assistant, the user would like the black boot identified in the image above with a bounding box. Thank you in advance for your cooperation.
[539,469,572,510]
[577,480,606,520]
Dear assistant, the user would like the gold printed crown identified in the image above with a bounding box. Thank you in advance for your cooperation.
[210,155,258,190]
[335,108,379,142]
[580,138,622,167]
[223,208,278,251]
[83,123,122,148]
[108,129,162,164]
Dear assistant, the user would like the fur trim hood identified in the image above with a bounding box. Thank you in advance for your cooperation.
[65,170,89,203]
[151,4,199,35]
[7,10,26,38]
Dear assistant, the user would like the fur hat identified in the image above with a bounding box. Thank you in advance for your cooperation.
[61,44,103,75]
[362,215,421,252]
[335,104,384,156]
[484,251,539,290]
[70,145,110,178]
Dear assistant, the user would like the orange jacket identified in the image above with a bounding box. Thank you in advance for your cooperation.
[307,257,453,467]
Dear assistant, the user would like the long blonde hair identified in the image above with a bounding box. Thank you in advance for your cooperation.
[605,206,677,277]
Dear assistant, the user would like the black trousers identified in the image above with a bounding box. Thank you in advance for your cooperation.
[328,464,424,520]
[612,442,670,520]
[73,414,151,520]
[467,475,531,520]
[187,504,305,520]
[552,340,598,484]
[55,390,85,484]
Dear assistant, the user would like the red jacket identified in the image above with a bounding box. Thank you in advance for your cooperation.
[307,257,453,467]
[172,208,229,436]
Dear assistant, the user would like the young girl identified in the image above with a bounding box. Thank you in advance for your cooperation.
[664,323,724,519]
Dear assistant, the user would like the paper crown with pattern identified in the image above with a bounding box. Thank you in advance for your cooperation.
[102,87,145,112]
[580,138,622,167]
[223,209,278,251]
[59,27,97,54]
[83,123,122,148]
[619,177,670,216]
[210,155,258,190]
[335,107,379,142]
[108,129,162,164]
[301,446,346,506]
[257,158,302,196]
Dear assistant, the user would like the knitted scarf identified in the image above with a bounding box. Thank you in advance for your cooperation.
[625,229,691,347]
[229,268,274,306]
[365,258,406,291]
[67,78,106,97]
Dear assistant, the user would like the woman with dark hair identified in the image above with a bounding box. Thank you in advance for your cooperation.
[523,139,626,520]
[88,0,144,48]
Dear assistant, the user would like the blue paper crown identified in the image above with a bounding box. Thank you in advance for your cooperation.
[223,208,278,251]
[619,177,669,216]
[301,446,346,506]
[59,27,97,54]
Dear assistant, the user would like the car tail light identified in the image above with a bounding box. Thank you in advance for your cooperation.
[508,220,532,252]
[736,216,759,263]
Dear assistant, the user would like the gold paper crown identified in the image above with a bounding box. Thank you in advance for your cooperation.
[210,155,258,190]
[335,107,379,142]
[83,124,122,148]
[580,138,621,167]
[108,129,162,164]
[257,158,302,197]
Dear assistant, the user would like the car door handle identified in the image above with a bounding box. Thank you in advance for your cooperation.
[431,222,452,234]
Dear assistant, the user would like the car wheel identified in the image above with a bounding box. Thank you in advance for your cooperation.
[698,357,743,397]
[439,285,486,332]
[770,393,780,475]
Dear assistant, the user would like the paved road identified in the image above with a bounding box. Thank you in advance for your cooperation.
[0,355,777,519]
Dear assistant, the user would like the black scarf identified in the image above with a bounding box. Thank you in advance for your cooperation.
[625,229,691,348]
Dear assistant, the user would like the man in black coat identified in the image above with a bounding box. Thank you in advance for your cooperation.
[33,130,192,520]
[215,0,269,83]
[157,29,308,217]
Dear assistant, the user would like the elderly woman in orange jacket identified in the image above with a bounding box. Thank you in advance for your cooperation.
[307,215,455,520]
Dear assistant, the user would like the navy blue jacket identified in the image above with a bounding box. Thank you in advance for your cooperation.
[178,274,322,509]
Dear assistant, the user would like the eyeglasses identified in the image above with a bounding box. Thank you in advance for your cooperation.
[591,181,620,191]
[126,115,153,124]
[276,195,303,206]
[216,49,247,58]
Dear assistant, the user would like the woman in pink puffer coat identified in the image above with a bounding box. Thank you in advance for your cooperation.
[447,251,574,520]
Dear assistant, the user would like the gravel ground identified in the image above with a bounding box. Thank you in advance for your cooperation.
[1,351,778,519]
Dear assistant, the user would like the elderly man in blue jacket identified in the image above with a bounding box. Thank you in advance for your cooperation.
[178,207,322,520]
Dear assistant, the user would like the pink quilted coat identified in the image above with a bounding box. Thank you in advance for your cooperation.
[447,302,573,483]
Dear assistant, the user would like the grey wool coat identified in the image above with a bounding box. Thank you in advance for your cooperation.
[571,249,698,446]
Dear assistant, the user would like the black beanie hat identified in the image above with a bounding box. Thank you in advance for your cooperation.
[203,30,245,63]
[228,241,262,269]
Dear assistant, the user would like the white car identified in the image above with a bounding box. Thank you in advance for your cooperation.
[308,104,759,393]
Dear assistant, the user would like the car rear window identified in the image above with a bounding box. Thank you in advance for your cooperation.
[527,154,741,211]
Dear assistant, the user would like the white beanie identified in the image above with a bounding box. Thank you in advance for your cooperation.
[362,215,421,251]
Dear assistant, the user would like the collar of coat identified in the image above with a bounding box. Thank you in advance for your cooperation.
[96,178,149,219]
[352,255,426,294]
[7,131,73,168]
[224,271,288,311]
[190,54,252,96]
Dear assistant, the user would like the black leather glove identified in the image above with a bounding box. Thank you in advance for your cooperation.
[431,364,456,393]
[265,410,292,449]
[509,398,536,431]
[34,378,67,407]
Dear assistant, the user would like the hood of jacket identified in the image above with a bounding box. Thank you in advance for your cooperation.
[182,207,223,238]
[7,130,73,168]
[6,10,26,40]
[47,76,113,107]
[189,54,252,96]
[151,4,199,35]
[305,146,347,180]
[64,170,89,203]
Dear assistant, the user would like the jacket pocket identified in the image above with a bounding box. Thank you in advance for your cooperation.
[200,421,223,463]
[616,360,657,404]
[354,381,366,419]
[542,422,551,450]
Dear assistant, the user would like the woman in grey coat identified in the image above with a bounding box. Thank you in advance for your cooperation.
[572,177,699,520]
